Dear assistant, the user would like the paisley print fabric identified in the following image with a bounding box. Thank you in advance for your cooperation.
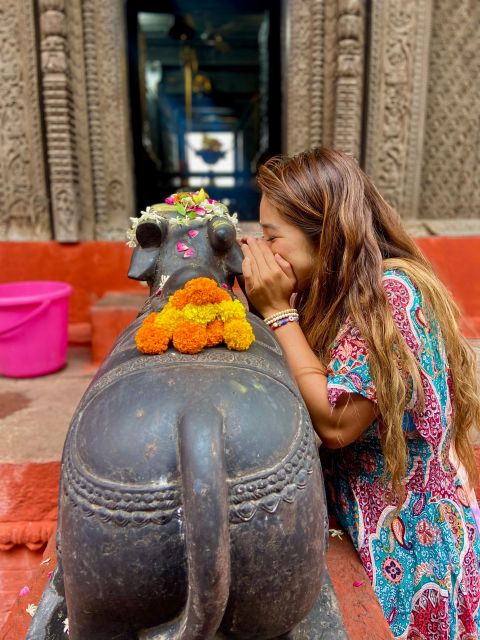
[322,270,480,639]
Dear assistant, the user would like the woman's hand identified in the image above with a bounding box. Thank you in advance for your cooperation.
[240,236,296,317]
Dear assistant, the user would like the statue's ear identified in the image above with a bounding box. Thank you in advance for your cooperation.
[136,219,168,248]
[207,217,236,252]
[127,246,160,282]
[224,242,244,276]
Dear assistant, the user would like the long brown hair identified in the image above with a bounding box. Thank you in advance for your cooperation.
[257,148,480,497]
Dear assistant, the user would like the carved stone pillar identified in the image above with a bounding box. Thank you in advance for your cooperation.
[332,0,365,159]
[39,0,93,241]
[285,0,325,154]
[284,0,365,159]
[363,0,432,218]
[0,0,51,240]
[38,0,134,241]
[81,0,135,239]
[420,0,480,221]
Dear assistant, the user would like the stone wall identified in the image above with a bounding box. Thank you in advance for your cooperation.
[0,0,134,241]
[1,0,479,239]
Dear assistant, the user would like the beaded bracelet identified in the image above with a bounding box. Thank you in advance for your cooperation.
[263,308,298,325]
[270,315,299,330]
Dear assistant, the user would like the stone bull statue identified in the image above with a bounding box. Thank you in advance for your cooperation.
[28,199,335,640]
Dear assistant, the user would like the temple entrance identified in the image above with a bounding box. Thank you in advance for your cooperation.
[126,0,282,220]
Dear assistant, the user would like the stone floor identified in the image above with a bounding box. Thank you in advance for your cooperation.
[0,347,96,464]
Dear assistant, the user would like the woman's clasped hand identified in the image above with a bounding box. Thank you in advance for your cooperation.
[240,237,296,318]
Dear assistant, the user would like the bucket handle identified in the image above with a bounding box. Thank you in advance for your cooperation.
[0,299,52,337]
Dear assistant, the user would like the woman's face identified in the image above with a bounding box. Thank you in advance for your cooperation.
[259,195,316,292]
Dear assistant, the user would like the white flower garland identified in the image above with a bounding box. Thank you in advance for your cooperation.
[126,197,240,248]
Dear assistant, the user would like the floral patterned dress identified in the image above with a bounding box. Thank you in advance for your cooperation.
[322,269,480,639]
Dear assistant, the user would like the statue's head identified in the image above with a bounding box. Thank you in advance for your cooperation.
[127,189,243,304]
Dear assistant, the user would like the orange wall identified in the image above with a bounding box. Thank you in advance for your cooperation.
[415,237,480,337]
[0,242,144,325]
[1,238,479,336]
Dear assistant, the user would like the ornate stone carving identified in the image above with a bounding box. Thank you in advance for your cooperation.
[39,0,80,240]
[285,0,365,159]
[364,0,432,218]
[81,0,134,239]
[333,0,365,159]
[37,0,133,240]
[62,408,316,527]
[420,0,480,219]
[285,0,325,154]
[0,0,50,239]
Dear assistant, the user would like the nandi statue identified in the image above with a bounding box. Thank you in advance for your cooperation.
[28,191,331,640]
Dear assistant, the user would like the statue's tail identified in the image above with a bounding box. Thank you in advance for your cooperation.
[140,403,231,640]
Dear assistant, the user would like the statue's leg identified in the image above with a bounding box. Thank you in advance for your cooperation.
[27,531,67,640]
[272,571,347,640]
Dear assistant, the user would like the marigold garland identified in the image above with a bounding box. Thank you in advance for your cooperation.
[135,277,255,354]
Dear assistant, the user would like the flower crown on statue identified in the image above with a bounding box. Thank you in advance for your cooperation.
[135,277,255,355]
[126,188,239,248]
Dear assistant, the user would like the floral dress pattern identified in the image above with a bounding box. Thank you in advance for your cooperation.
[322,269,480,639]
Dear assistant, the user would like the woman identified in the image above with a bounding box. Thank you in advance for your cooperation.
[241,148,480,639]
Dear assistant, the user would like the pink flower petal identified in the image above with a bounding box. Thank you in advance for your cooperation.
[353,581,363,588]
[183,248,196,258]
[165,196,175,204]
[187,229,199,238]
[19,586,30,596]
[221,283,229,289]
[194,207,205,216]
[47,571,53,580]
[176,242,189,252]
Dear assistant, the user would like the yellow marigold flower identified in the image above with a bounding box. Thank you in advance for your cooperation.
[154,305,182,329]
[172,321,207,354]
[206,319,224,347]
[223,318,255,351]
[218,299,246,322]
[182,303,218,325]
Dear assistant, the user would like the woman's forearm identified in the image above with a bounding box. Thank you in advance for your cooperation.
[269,321,377,448]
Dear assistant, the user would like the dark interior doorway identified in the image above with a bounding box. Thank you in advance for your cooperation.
[126,0,282,220]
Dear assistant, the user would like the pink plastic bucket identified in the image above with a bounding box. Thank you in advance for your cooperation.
[0,281,73,378]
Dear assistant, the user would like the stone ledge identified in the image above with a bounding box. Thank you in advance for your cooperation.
[404,218,480,237]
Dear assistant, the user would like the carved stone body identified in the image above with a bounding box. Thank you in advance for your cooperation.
[28,212,328,640]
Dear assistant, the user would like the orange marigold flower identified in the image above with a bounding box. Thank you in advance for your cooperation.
[205,319,224,347]
[183,278,221,305]
[135,323,170,354]
[211,288,232,303]
[142,312,157,325]
[170,289,189,309]
[223,318,255,351]
[173,321,207,354]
